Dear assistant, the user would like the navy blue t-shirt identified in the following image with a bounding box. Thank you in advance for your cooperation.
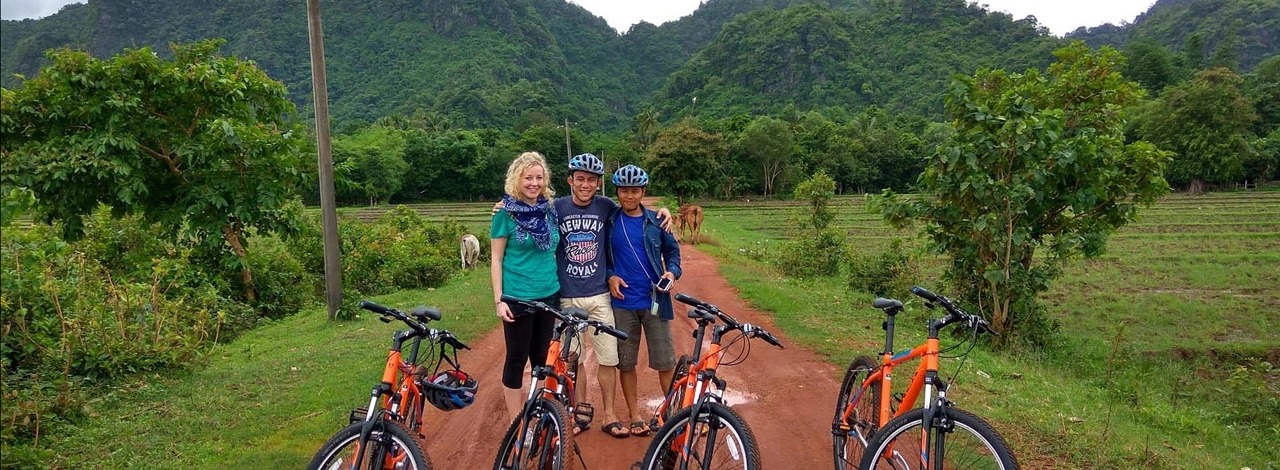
[555,196,617,298]
[610,211,658,310]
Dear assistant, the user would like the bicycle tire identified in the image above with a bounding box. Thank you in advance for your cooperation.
[858,406,1018,470]
[832,355,879,470]
[493,396,578,470]
[640,402,760,470]
[308,419,431,470]
[661,355,693,424]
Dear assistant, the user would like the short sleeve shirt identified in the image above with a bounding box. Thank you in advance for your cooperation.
[554,196,618,298]
[490,209,560,300]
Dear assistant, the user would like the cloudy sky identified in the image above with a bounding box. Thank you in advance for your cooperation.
[2,0,1155,36]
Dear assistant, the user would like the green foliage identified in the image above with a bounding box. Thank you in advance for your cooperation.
[1222,359,1280,436]
[1244,55,1280,134]
[793,171,836,236]
[1137,68,1259,190]
[332,126,411,205]
[654,1,1062,121]
[877,43,1171,340]
[1069,0,1280,72]
[0,40,308,305]
[735,116,793,197]
[775,227,844,278]
[644,119,727,203]
[1122,39,1182,95]
[845,239,920,299]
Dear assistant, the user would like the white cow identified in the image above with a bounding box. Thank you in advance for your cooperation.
[460,234,480,269]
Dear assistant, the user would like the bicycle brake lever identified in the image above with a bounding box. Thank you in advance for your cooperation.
[379,316,392,324]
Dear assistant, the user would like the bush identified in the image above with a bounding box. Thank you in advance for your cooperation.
[245,235,316,320]
[845,239,919,298]
[775,228,845,278]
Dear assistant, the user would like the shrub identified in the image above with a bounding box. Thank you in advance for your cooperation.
[245,235,316,320]
[845,239,920,298]
[776,228,845,278]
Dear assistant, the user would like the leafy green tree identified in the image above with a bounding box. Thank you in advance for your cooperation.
[1209,23,1243,71]
[332,126,410,205]
[1183,32,1206,71]
[877,43,1170,338]
[0,40,307,301]
[793,171,836,236]
[736,116,793,197]
[401,130,507,201]
[645,119,727,204]
[1123,40,1181,95]
[517,124,586,188]
[1244,55,1280,134]
[1138,68,1258,193]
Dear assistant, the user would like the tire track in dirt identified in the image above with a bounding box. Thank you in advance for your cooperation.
[424,244,841,469]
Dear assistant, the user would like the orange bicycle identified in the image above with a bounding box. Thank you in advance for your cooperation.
[494,296,628,470]
[639,293,784,470]
[309,300,476,470]
[831,286,1017,470]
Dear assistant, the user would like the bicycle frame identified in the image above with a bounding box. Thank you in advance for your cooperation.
[652,312,724,428]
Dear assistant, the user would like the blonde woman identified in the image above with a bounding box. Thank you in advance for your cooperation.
[491,151,560,422]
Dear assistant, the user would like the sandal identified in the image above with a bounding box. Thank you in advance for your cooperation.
[572,403,594,436]
[629,420,652,437]
[602,421,630,438]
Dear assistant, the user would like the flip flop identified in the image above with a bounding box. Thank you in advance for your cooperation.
[629,420,652,437]
[602,421,630,438]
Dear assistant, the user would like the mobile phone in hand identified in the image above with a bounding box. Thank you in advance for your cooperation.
[656,277,673,292]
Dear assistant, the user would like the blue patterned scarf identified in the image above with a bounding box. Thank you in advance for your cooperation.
[502,194,555,251]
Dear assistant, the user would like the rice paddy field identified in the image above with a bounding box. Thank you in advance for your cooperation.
[330,191,1278,468]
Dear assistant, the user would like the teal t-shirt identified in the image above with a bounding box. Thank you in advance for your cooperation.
[490,209,560,300]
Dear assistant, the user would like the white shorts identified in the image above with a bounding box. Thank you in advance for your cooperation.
[561,293,618,367]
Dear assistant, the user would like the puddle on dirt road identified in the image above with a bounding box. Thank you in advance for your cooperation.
[646,389,758,408]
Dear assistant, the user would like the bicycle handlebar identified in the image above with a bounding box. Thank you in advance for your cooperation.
[359,300,394,315]
[677,293,783,349]
[359,299,473,346]
[908,286,996,336]
[500,296,628,340]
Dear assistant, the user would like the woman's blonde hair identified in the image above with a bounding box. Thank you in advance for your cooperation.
[504,151,555,200]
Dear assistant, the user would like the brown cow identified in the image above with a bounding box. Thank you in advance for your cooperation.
[677,204,704,244]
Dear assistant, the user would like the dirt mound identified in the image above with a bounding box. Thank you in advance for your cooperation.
[423,245,841,469]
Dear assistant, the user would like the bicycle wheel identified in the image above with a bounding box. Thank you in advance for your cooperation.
[494,396,578,470]
[858,407,1018,470]
[661,355,692,424]
[833,355,880,470]
[308,419,431,470]
[640,402,760,470]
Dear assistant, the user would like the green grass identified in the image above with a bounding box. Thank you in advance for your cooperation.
[694,192,1280,469]
[43,268,497,469]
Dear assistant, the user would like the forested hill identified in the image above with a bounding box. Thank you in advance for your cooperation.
[2,0,1276,130]
[650,1,1062,119]
[0,0,642,129]
[1067,0,1279,71]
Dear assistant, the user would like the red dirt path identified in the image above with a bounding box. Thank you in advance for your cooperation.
[422,244,843,469]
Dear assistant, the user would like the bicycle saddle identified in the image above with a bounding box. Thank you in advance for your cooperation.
[410,306,442,321]
[872,298,903,310]
[562,307,589,320]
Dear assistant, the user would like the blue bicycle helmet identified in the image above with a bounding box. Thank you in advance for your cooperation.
[421,370,478,412]
[568,153,605,176]
[612,164,649,187]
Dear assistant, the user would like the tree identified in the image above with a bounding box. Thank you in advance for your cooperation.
[332,126,410,205]
[1244,55,1280,134]
[645,119,727,204]
[1123,40,1180,95]
[736,116,792,197]
[876,43,1170,339]
[1183,32,1206,71]
[1137,68,1258,194]
[0,40,307,301]
[1208,24,1242,71]
[793,171,836,237]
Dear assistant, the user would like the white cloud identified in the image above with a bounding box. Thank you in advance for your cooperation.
[1,0,86,21]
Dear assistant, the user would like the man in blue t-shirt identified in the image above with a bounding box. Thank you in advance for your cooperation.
[606,164,681,438]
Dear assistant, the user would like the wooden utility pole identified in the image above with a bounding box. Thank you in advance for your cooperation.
[564,118,573,161]
[306,0,343,320]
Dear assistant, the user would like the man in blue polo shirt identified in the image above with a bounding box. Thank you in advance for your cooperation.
[606,164,681,437]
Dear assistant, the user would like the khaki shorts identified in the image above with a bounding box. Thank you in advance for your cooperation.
[614,307,676,372]
[561,293,619,367]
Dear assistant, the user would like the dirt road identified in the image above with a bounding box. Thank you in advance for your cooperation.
[423,244,843,469]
